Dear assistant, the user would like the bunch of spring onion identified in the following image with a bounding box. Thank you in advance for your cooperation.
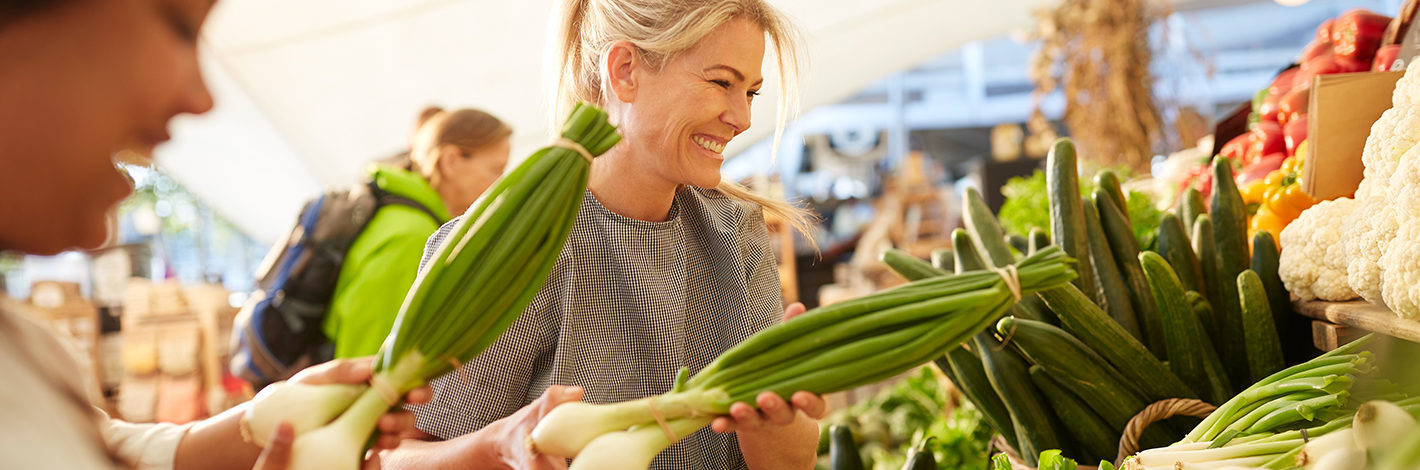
[1124,337,1420,470]
[529,246,1079,470]
[240,103,621,470]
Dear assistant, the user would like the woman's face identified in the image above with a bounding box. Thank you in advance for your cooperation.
[615,17,765,189]
[438,137,511,214]
[0,0,215,255]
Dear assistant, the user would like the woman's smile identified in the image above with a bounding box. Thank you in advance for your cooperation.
[691,134,727,160]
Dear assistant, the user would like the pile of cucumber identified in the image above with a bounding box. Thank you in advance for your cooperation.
[879,138,1299,467]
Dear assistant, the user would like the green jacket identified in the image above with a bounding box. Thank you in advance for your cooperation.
[323,164,451,358]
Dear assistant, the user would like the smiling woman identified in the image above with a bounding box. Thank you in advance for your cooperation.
[382,1,825,469]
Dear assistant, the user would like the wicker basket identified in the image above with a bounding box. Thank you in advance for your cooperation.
[999,398,1218,469]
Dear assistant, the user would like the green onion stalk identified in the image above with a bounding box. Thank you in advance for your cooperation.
[529,247,1078,469]
[241,103,621,470]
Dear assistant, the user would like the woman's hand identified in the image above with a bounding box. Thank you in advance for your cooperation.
[709,390,828,434]
[287,357,434,451]
[458,385,584,470]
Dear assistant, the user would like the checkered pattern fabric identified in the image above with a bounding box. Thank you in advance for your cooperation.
[408,186,782,469]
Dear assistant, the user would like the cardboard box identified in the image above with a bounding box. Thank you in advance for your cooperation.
[1304,71,1404,200]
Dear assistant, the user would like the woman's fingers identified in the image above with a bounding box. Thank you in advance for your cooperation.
[252,421,294,470]
[403,384,433,406]
[781,302,807,322]
[378,412,417,434]
[791,391,828,419]
[756,392,796,426]
[710,415,738,433]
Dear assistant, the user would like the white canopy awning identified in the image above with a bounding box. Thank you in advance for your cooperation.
[157,0,1091,243]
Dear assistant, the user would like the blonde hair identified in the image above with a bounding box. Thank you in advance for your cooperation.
[411,108,512,187]
[547,0,817,238]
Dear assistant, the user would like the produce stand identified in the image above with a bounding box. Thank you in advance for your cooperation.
[1292,298,1420,348]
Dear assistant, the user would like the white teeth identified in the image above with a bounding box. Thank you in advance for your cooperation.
[693,136,724,154]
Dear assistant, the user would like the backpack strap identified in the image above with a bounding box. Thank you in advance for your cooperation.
[366,180,445,225]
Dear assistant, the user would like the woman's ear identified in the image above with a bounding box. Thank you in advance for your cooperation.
[435,144,463,177]
[605,41,639,104]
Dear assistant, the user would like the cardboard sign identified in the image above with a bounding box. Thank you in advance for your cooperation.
[1304,71,1404,200]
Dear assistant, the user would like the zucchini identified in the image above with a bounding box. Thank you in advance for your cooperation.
[1238,269,1285,382]
[952,228,988,274]
[975,332,1064,466]
[964,186,1016,267]
[1095,189,1166,358]
[1139,252,1234,405]
[1158,213,1205,297]
[1192,215,1224,344]
[1094,170,1130,224]
[830,424,865,470]
[1209,157,1253,390]
[934,346,1019,452]
[1251,230,1305,364]
[995,317,1178,448]
[881,249,950,282]
[1038,283,1197,401]
[1007,234,1030,256]
[1028,227,1051,255]
[1047,138,1097,303]
[900,438,938,470]
[1029,365,1119,464]
[930,248,956,273]
[1082,202,1142,340]
[1179,187,1207,231]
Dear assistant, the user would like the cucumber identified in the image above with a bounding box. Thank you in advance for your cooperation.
[963,186,1016,267]
[935,346,1019,452]
[1082,202,1142,340]
[1094,170,1130,224]
[1047,138,1097,303]
[1007,234,1030,256]
[930,248,956,273]
[1158,213,1205,297]
[1191,216,1224,346]
[1038,283,1197,401]
[995,317,1178,448]
[1251,230,1306,364]
[1028,227,1051,255]
[975,332,1065,466]
[1140,252,1234,405]
[1209,157,1253,390]
[881,249,950,282]
[1094,189,1166,358]
[1238,269,1285,382]
[1029,365,1119,464]
[952,228,988,274]
[1179,187,1207,231]
[830,425,865,470]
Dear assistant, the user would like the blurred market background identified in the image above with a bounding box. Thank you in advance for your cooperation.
[0,0,1404,467]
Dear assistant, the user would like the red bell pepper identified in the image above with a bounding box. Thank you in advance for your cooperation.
[1270,68,1300,98]
[1277,88,1310,126]
[1246,121,1286,166]
[1301,39,1333,63]
[1285,115,1309,157]
[1374,44,1403,71]
[1236,153,1287,185]
[1317,18,1335,45]
[1331,10,1392,63]
[1221,133,1249,162]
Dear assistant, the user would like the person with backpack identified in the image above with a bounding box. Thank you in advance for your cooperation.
[325,109,513,359]
[231,109,514,389]
[0,0,429,469]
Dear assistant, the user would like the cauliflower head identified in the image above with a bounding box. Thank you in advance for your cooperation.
[1282,198,1361,301]
[1382,218,1420,319]
[1346,196,1398,306]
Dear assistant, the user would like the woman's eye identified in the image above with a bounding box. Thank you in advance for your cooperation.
[710,79,732,88]
[161,3,200,43]
[748,90,761,98]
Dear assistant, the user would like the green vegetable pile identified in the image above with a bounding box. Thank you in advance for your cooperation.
[817,367,994,470]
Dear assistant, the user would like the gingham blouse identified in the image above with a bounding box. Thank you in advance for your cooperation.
[408,186,782,469]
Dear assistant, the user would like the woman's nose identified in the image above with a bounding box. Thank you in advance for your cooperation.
[722,96,752,135]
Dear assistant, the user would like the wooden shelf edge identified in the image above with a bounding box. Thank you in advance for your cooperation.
[1292,297,1420,344]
